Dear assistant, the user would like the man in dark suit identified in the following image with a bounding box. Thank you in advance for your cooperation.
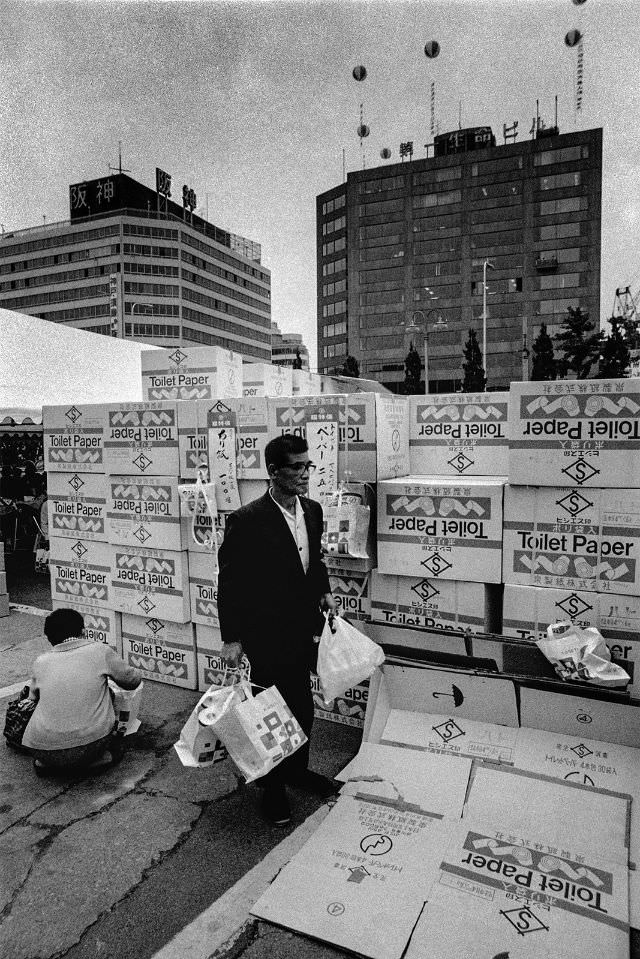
[217,433,337,825]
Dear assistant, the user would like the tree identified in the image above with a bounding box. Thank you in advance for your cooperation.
[403,345,422,394]
[599,316,630,378]
[462,329,486,391]
[530,323,557,381]
[292,349,303,370]
[554,306,602,379]
[341,354,360,378]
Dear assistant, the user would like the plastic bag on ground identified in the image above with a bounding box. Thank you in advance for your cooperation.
[108,679,144,735]
[537,621,630,688]
[317,614,385,705]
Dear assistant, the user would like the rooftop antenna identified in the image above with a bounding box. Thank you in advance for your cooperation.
[342,148,346,183]
[458,100,462,130]
[108,140,130,176]
[555,94,558,130]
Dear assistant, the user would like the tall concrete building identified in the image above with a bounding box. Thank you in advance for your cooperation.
[317,125,602,392]
[0,169,271,360]
[271,321,309,369]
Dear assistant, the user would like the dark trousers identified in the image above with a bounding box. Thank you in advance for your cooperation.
[249,649,316,789]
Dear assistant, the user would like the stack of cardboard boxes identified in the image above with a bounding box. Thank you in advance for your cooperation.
[0,541,8,617]
[504,379,640,695]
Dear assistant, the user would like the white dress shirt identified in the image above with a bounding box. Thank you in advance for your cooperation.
[270,489,310,573]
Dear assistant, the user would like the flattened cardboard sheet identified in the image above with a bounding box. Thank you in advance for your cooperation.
[380,708,518,765]
[520,686,640,749]
[514,725,640,867]
[336,743,472,820]
[405,820,629,959]
[251,794,453,959]
[465,764,631,867]
[381,665,519,727]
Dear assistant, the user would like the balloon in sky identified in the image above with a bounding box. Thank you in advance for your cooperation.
[424,40,440,59]
[380,148,392,159]
[357,124,370,138]
[565,29,582,47]
[572,0,587,5]
[352,65,367,81]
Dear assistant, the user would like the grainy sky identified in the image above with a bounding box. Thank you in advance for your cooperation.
[1,0,637,369]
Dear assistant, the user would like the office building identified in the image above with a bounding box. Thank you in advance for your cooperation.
[0,170,271,360]
[317,125,602,391]
[271,321,309,369]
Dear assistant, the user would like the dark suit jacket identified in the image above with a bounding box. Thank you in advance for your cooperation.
[217,491,331,671]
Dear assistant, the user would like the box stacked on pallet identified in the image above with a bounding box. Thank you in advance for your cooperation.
[140,346,243,402]
[504,378,640,691]
[103,400,196,687]
[242,362,293,398]
[44,403,120,651]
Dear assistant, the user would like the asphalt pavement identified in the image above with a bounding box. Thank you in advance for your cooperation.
[0,547,362,959]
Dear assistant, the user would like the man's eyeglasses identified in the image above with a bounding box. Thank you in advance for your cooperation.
[280,461,316,474]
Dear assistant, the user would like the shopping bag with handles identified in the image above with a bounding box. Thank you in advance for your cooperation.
[317,614,384,705]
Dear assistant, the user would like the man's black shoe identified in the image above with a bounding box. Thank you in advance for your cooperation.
[261,785,292,826]
[288,770,340,799]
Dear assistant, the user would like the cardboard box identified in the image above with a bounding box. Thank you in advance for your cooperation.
[310,674,369,728]
[377,475,506,583]
[194,624,224,691]
[121,613,197,688]
[242,362,293,398]
[251,794,455,959]
[320,374,391,396]
[43,403,106,473]
[106,475,184,551]
[519,684,640,749]
[0,572,6,595]
[51,600,121,653]
[379,707,518,764]
[409,391,509,476]
[327,561,372,622]
[188,551,218,627]
[0,592,9,618]
[110,544,190,622]
[49,536,112,608]
[365,621,468,657]
[406,819,629,959]
[177,398,270,481]
[371,571,486,634]
[269,393,410,483]
[292,370,322,395]
[47,471,108,541]
[508,378,640,488]
[502,485,640,595]
[141,345,243,401]
[102,401,182,475]
[502,585,640,693]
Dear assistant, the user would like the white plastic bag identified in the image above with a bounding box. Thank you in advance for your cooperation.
[108,680,143,735]
[210,682,307,783]
[178,469,219,553]
[317,614,385,705]
[537,622,630,688]
[174,684,239,768]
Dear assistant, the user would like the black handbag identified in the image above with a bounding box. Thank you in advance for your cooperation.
[3,686,37,750]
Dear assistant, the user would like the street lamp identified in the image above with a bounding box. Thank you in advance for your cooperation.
[482,259,494,385]
[403,307,446,393]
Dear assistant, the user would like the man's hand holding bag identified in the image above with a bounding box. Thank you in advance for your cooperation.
[317,614,385,705]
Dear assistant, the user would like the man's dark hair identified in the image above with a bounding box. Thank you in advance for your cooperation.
[265,434,309,471]
[44,608,85,646]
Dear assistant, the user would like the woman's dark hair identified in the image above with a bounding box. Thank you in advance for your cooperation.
[265,434,309,471]
[44,608,85,646]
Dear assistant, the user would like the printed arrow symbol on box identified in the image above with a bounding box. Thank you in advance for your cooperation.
[243,452,258,468]
[291,410,306,423]
[390,496,410,511]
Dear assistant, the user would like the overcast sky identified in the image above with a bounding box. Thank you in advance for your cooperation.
[1,0,638,369]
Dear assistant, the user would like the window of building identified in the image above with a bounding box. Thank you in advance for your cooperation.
[471,182,522,201]
[539,222,582,241]
[539,197,587,216]
[359,290,405,307]
[321,193,346,216]
[538,297,580,315]
[471,156,524,177]
[413,167,462,187]
[322,236,347,256]
[470,206,523,226]
[358,198,404,217]
[539,273,580,290]
[322,320,348,338]
[539,171,582,190]
[322,215,346,236]
[359,244,405,262]
[322,278,347,297]
[534,145,589,166]
[412,190,461,210]
[322,256,346,277]
[322,299,347,317]
[358,175,405,195]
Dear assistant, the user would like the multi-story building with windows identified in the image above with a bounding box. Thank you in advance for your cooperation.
[317,126,602,391]
[271,321,309,369]
[0,170,271,360]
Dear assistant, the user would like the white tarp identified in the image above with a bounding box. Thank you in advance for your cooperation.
[0,308,160,414]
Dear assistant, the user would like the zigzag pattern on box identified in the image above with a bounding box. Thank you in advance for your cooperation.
[110,410,174,426]
[111,484,171,500]
[129,654,186,677]
[115,555,175,573]
[52,517,104,532]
